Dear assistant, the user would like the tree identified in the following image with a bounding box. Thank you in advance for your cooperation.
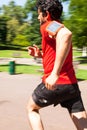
[2,1,27,24]
[0,1,29,47]
[6,18,20,43]
[63,0,87,49]
[24,0,41,46]
[13,34,29,47]
[13,23,30,47]
[0,16,8,44]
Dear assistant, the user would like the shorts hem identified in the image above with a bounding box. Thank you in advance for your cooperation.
[32,93,44,107]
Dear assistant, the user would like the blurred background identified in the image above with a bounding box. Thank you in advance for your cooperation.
[0,0,87,79]
[0,1,87,130]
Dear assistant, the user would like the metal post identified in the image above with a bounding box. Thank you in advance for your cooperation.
[9,60,15,75]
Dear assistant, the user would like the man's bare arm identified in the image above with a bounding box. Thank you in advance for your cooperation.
[45,27,72,90]
[52,27,72,75]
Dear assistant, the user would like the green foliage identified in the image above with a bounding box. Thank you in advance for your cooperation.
[0,16,8,44]
[7,18,19,43]
[0,1,27,47]
[13,34,29,47]
[24,0,41,46]
[2,0,87,49]
[2,1,27,24]
[0,0,41,48]
[25,23,41,46]
[64,0,87,48]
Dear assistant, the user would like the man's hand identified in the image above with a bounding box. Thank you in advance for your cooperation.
[28,44,41,57]
[45,73,59,90]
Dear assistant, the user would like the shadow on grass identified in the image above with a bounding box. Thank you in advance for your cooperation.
[77,79,86,81]
[76,56,87,64]
[0,64,33,67]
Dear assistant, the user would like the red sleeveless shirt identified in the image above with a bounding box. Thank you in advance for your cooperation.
[40,21,77,84]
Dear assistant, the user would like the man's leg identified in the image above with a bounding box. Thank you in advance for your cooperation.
[70,111,87,130]
[27,96,44,130]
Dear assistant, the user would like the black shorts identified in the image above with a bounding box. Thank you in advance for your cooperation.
[32,82,85,113]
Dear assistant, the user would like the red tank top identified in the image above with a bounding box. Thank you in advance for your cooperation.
[40,21,77,84]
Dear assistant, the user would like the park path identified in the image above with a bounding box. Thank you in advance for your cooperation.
[0,72,87,130]
[0,57,42,66]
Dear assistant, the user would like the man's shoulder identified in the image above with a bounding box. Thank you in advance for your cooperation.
[58,26,72,37]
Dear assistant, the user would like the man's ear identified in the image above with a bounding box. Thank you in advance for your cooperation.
[46,11,51,21]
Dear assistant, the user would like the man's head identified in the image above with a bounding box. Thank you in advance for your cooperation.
[37,0,63,24]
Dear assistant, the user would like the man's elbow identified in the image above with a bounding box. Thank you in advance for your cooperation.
[68,31,72,38]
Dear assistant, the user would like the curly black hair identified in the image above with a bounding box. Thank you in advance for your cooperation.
[36,0,63,20]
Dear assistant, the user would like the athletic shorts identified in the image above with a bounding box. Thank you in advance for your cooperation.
[32,82,85,113]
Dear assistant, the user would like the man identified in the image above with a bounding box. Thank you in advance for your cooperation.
[27,0,87,130]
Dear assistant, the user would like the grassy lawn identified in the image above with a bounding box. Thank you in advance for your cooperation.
[73,50,82,57]
[76,69,87,80]
[82,63,87,65]
[0,49,87,80]
[0,64,43,75]
[0,49,83,58]
[0,50,31,58]
[0,63,87,80]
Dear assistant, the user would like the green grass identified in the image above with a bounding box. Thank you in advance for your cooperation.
[76,69,87,80]
[0,50,87,80]
[73,50,82,57]
[0,64,43,75]
[0,49,83,58]
[82,63,87,65]
[0,50,42,75]
[0,50,31,58]
[0,63,87,80]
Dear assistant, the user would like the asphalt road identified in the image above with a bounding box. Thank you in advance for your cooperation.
[0,72,87,130]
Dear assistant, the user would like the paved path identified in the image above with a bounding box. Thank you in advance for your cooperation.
[0,72,87,130]
[0,58,42,66]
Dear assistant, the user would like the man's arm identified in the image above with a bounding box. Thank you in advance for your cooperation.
[52,27,72,75]
[45,27,72,90]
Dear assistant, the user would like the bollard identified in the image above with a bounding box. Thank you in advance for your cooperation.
[9,60,15,75]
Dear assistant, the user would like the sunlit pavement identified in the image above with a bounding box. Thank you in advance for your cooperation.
[0,58,42,66]
[0,72,87,130]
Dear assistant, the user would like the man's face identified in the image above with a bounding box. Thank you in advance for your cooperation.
[38,9,47,25]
